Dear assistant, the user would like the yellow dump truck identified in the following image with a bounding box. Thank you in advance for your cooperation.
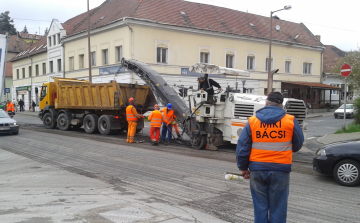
[38,77,156,134]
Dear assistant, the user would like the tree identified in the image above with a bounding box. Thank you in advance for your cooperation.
[0,11,17,35]
[332,50,360,94]
[22,25,28,34]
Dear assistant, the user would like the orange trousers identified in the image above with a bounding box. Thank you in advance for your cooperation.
[150,127,160,142]
[173,124,180,135]
[127,121,137,143]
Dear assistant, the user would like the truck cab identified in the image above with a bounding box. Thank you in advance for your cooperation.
[39,82,57,111]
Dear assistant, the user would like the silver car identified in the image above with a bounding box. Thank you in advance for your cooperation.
[334,104,357,119]
[0,110,19,135]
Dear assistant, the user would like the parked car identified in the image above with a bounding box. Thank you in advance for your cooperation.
[334,104,357,118]
[313,140,360,187]
[0,110,19,135]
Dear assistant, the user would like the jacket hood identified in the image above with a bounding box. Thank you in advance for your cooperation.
[255,105,285,124]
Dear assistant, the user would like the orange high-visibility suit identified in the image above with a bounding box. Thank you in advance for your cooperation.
[6,101,14,113]
[126,105,140,143]
[161,107,176,141]
[148,110,163,143]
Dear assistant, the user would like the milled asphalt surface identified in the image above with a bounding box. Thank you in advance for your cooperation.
[1,110,358,222]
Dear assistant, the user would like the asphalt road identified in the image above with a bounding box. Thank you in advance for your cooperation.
[0,113,359,222]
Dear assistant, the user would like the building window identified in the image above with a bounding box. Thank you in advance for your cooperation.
[247,55,255,70]
[102,49,108,65]
[226,54,234,68]
[303,62,312,74]
[35,64,39,76]
[200,52,209,63]
[22,68,25,78]
[53,35,56,46]
[285,60,291,73]
[29,35,32,39]
[48,37,51,47]
[42,63,46,75]
[69,57,74,70]
[115,46,122,63]
[57,59,62,72]
[79,54,84,69]
[157,47,168,63]
[22,34,26,38]
[57,34,61,44]
[265,58,273,72]
[246,88,254,94]
[17,69,19,79]
[330,83,341,95]
[49,61,53,73]
[29,66,32,77]
[91,52,96,66]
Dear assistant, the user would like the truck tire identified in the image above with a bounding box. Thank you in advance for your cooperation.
[191,135,207,150]
[43,112,57,129]
[83,114,99,134]
[57,113,71,131]
[98,115,112,135]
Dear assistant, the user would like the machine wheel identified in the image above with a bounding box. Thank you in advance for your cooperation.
[43,112,57,129]
[98,115,112,135]
[57,113,71,131]
[191,135,207,150]
[83,114,99,134]
[333,159,360,187]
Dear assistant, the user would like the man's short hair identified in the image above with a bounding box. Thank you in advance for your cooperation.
[267,92,284,104]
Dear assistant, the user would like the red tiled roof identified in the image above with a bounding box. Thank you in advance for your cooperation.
[323,45,347,73]
[283,81,342,89]
[7,35,31,53]
[65,0,322,48]
[5,62,12,77]
[62,8,99,35]
[10,36,47,62]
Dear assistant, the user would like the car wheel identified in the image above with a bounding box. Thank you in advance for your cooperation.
[333,159,360,187]
[83,114,99,134]
[43,112,57,129]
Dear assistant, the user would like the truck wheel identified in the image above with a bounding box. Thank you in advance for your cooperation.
[191,135,207,150]
[98,115,112,135]
[43,112,56,129]
[83,114,99,134]
[57,113,71,131]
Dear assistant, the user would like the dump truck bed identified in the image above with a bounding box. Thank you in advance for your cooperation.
[53,78,156,110]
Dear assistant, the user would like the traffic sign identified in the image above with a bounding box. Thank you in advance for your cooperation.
[4,88,10,93]
[341,64,351,77]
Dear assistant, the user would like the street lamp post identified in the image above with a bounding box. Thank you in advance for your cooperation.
[266,5,291,95]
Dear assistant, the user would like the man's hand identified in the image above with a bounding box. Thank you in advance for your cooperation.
[241,170,250,179]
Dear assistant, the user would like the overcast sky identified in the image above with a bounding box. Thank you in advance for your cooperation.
[3,0,360,51]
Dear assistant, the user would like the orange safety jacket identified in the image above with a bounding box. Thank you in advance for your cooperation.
[148,110,163,127]
[161,107,176,125]
[249,114,294,165]
[6,102,14,112]
[126,105,138,122]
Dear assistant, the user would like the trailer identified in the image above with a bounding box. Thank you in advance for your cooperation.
[38,77,156,134]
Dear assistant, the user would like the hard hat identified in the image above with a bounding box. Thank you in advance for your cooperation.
[167,103,172,109]
[129,97,135,103]
[154,104,159,109]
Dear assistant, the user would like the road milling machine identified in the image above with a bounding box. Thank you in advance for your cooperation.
[122,59,307,150]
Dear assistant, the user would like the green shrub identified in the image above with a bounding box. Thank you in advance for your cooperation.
[335,122,360,134]
[353,97,360,124]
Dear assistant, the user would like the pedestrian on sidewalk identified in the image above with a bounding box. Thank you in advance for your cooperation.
[236,92,304,223]
[32,100,36,112]
[148,104,163,146]
[126,97,142,143]
[19,99,24,112]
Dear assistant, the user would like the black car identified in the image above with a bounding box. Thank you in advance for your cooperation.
[313,141,360,187]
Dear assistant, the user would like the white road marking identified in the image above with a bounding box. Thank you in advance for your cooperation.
[307,137,317,139]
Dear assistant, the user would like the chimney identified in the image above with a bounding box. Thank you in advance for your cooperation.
[315,35,321,41]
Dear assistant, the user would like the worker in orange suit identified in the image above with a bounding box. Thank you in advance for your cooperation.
[172,120,182,139]
[6,100,15,117]
[161,103,176,143]
[126,97,141,143]
[148,104,163,146]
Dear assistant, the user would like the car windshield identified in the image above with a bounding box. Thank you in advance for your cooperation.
[339,104,354,109]
[0,110,10,118]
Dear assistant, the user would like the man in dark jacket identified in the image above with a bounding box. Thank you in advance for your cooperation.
[236,92,304,223]
[19,99,24,112]
[198,76,221,102]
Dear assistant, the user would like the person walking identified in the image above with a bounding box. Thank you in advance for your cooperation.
[236,92,304,223]
[19,99,24,112]
[32,100,36,112]
[161,103,176,144]
[148,104,163,146]
[6,100,15,117]
[126,97,141,143]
